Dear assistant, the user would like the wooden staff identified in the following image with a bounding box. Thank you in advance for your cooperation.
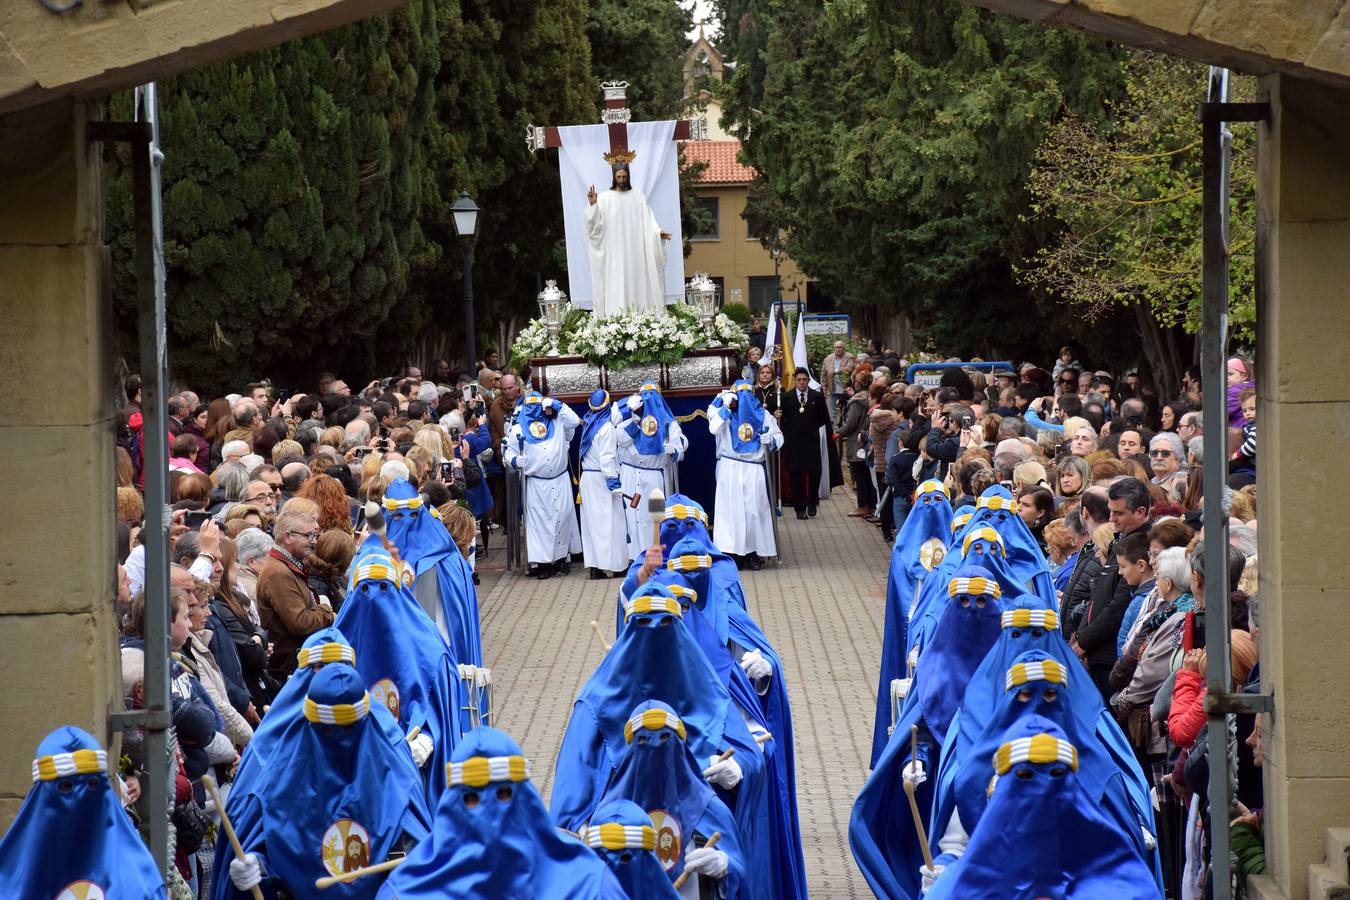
[314,856,406,890]
[363,501,402,563]
[713,747,735,763]
[405,725,422,743]
[753,731,773,746]
[672,831,722,890]
[201,775,264,900]
[903,726,935,869]
[590,620,611,652]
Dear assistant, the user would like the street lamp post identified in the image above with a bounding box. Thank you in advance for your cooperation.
[452,190,480,370]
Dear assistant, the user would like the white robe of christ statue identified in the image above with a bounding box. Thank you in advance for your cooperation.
[584,186,668,317]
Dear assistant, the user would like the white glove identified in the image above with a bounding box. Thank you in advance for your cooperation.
[703,754,743,790]
[739,649,772,682]
[627,395,643,412]
[919,864,944,894]
[684,846,730,880]
[719,390,736,406]
[409,732,434,768]
[902,759,927,788]
[1141,825,1156,851]
[230,854,263,891]
[760,428,774,445]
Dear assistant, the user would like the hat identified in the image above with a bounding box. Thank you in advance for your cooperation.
[1092,370,1114,383]
[172,700,216,779]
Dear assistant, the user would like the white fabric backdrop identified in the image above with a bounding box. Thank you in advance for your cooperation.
[557,120,684,310]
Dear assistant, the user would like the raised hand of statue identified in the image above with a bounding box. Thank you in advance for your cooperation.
[660,231,672,241]
[587,184,597,206]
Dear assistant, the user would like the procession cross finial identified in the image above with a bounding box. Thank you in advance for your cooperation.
[599,80,637,164]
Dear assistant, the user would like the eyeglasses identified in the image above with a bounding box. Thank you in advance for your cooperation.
[263,483,282,494]
[1149,449,1173,458]
[289,529,321,541]
[245,493,273,504]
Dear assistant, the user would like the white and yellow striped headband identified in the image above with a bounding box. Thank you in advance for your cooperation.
[666,553,712,572]
[304,692,370,726]
[1006,659,1068,690]
[951,513,972,535]
[382,494,423,511]
[993,734,1079,775]
[352,561,399,587]
[948,576,1001,599]
[624,707,687,744]
[623,595,683,621]
[296,642,356,668]
[579,822,657,851]
[963,527,1005,556]
[589,391,611,411]
[639,382,660,394]
[523,394,544,405]
[977,494,1018,512]
[663,504,708,526]
[917,479,948,498]
[33,749,106,782]
[666,584,698,604]
[1002,609,1059,630]
[446,755,531,788]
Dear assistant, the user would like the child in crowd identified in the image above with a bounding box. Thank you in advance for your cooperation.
[1230,387,1257,488]
[1113,532,1156,658]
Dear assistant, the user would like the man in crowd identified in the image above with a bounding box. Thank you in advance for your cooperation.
[820,340,857,423]
[256,498,333,679]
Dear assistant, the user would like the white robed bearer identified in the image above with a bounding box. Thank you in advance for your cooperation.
[708,380,782,569]
[503,390,582,579]
[612,382,687,560]
[578,389,630,579]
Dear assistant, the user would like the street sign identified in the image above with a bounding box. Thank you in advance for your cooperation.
[803,314,850,337]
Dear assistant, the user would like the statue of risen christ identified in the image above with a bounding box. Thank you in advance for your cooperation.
[583,162,672,317]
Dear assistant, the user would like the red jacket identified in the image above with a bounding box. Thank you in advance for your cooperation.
[1168,668,1207,749]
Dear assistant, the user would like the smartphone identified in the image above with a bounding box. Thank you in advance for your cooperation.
[185,510,212,530]
[440,461,455,481]
[449,427,461,443]
[354,446,372,458]
[277,388,292,403]
[379,425,391,440]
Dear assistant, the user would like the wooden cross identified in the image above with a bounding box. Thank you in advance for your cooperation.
[526,80,706,160]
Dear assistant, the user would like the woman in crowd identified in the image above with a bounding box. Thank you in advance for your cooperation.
[209,537,275,711]
[232,527,272,608]
[1053,455,1090,504]
[305,528,354,613]
[1016,486,1055,555]
[297,473,353,535]
[841,370,876,519]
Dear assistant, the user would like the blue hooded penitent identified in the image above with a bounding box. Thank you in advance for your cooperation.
[872,479,952,766]
[721,379,766,454]
[581,799,680,899]
[516,390,555,444]
[579,389,613,464]
[850,568,1003,900]
[377,727,626,899]
[924,717,1159,900]
[627,494,750,613]
[551,583,766,838]
[0,726,163,899]
[963,487,1056,604]
[380,478,482,675]
[594,701,748,898]
[646,560,805,900]
[335,552,463,802]
[615,382,676,456]
[215,666,431,899]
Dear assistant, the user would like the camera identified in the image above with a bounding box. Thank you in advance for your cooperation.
[440,460,455,481]
[185,510,211,530]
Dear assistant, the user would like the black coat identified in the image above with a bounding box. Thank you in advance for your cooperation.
[778,387,830,472]
[1060,544,1101,638]
[1075,521,1151,667]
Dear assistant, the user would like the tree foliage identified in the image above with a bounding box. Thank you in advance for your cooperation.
[712,0,1131,362]
[1017,51,1255,391]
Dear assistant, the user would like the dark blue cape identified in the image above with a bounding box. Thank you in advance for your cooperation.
[872,480,953,766]
[925,717,1159,900]
[377,727,626,899]
[579,389,613,462]
[0,726,163,899]
[717,380,765,454]
[594,700,747,898]
[335,551,463,803]
[583,799,680,899]
[617,383,676,455]
[912,566,1005,743]
[380,478,483,677]
[215,666,431,899]
[621,494,749,619]
[963,486,1057,604]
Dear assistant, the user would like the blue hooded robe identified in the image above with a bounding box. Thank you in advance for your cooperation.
[581,799,680,899]
[382,477,482,674]
[551,584,770,889]
[639,555,799,900]
[213,666,431,899]
[872,479,953,766]
[612,382,678,457]
[0,726,164,899]
[335,552,464,802]
[593,701,748,898]
[622,494,749,612]
[377,727,626,899]
[849,569,1003,900]
[961,487,1056,605]
[924,717,1159,900]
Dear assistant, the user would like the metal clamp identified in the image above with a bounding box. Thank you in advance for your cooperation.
[1205,691,1274,716]
[109,706,172,734]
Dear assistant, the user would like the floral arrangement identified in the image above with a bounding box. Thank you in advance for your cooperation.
[510,303,749,370]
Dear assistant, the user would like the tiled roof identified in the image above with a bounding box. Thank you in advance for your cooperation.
[682,140,757,184]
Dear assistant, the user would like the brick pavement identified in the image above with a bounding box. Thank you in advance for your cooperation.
[479,492,890,899]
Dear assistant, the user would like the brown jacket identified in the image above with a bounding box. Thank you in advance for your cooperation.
[488,392,516,450]
[869,408,900,473]
[256,549,333,676]
[819,351,857,396]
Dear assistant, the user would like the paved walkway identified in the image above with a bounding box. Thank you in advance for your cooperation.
[480,492,889,899]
